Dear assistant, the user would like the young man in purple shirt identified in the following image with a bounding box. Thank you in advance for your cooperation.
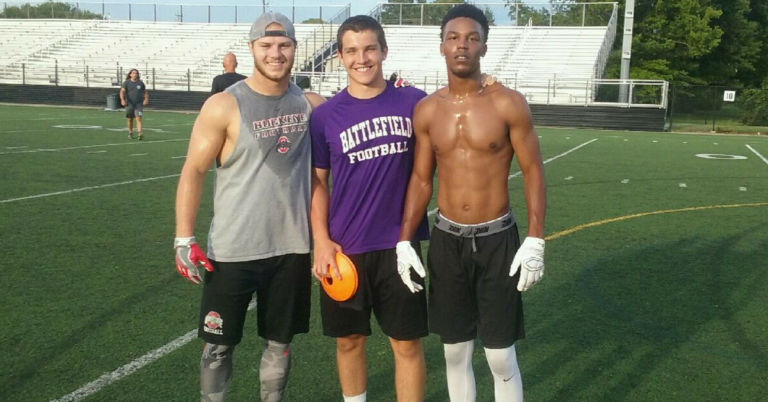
[310,15,431,402]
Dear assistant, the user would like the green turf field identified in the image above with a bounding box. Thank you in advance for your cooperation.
[1,104,767,402]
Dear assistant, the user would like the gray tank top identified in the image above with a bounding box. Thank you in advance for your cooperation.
[207,81,312,261]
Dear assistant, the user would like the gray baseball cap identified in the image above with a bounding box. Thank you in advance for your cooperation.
[249,12,296,42]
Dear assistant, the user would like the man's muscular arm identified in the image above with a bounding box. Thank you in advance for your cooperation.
[502,89,547,292]
[395,97,436,293]
[173,93,233,284]
[311,167,343,281]
[399,97,437,242]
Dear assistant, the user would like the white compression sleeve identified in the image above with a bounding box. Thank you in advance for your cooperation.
[484,345,523,402]
[444,341,476,402]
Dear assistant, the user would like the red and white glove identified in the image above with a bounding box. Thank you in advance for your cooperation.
[174,236,213,284]
[509,237,545,292]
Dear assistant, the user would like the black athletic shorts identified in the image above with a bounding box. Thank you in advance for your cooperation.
[428,225,525,348]
[320,244,428,341]
[198,254,311,346]
[125,103,143,118]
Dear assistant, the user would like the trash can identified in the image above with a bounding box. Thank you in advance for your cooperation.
[106,94,119,110]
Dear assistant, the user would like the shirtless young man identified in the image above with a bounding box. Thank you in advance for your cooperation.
[396,4,547,402]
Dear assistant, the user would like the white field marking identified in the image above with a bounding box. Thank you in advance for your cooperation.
[0,139,187,155]
[683,142,688,144]
[653,140,658,143]
[622,179,629,184]
[740,187,747,192]
[714,143,718,145]
[171,155,186,159]
[746,144,768,166]
[427,138,598,216]
[565,176,574,181]
[679,183,687,188]
[6,146,28,149]
[0,173,180,204]
[50,300,257,402]
[128,153,148,157]
[565,137,571,139]
[87,150,107,154]
[624,139,629,142]
[157,122,193,127]
[31,116,104,121]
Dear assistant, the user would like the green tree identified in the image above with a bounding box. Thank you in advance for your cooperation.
[697,0,760,86]
[0,1,102,19]
[603,0,723,85]
[379,0,495,26]
[741,0,768,87]
[506,2,550,26]
[301,18,325,24]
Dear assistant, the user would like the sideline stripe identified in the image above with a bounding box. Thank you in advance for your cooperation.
[746,144,768,166]
[0,174,180,204]
[546,202,768,241]
[0,139,188,155]
[428,138,598,216]
[49,301,257,402]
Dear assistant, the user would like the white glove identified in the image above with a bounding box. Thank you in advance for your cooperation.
[509,237,545,292]
[396,241,426,293]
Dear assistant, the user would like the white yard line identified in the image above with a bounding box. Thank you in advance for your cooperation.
[49,301,257,402]
[746,144,768,166]
[0,139,187,155]
[428,138,598,216]
[0,174,180,204]
[128,153,148,157]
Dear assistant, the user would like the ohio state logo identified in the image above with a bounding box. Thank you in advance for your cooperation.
[277,136,291,154]
[204,311,223,330]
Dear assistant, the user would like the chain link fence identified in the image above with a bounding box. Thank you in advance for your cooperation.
[669,85,768,134]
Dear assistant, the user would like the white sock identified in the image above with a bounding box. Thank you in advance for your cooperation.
[484,345,523,402]
[444,341,476,402]
[343,391,366,402]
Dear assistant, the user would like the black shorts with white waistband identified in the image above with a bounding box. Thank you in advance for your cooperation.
[320,244,428,341]
[427,218,525,349]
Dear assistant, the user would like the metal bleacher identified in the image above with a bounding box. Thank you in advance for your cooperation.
[0,3,629,106]
[0,19,333,90]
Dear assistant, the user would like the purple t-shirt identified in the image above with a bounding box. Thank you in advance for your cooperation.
[311,82,430,254]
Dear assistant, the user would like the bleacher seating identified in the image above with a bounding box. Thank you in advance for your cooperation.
[316,25,608,103]
[0,19,614,104]
[0,20,332,89]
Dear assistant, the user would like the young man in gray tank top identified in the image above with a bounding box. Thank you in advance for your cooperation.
[173,12,325,402]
